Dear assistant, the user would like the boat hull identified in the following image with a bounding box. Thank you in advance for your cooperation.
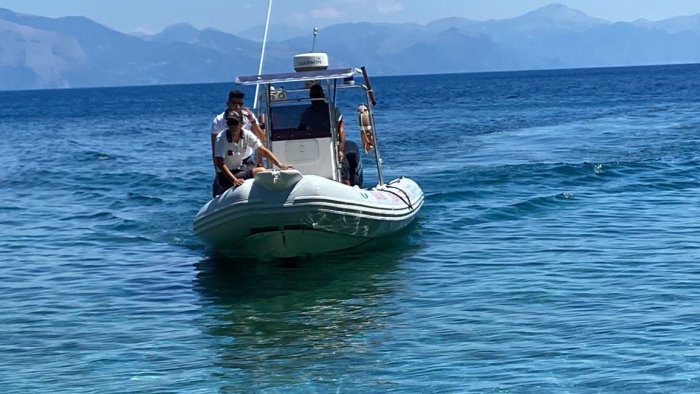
[193,170,423,259]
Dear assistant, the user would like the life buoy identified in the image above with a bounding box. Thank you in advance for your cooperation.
[358,104,375,152]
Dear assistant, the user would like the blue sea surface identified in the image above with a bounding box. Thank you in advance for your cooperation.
[1,64,700,392]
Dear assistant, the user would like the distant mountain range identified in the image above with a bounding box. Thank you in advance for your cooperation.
[1,4,700,90]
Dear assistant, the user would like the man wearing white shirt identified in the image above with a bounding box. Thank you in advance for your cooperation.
[210,90,265,168]
[212,110,291,197]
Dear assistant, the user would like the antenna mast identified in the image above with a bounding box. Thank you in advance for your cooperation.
[254,0,273,110]
[311,27,319,52]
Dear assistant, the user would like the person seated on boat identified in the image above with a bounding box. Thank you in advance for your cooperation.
[298,83,350,185]
[210,90,265,168]
[212,110,292,197]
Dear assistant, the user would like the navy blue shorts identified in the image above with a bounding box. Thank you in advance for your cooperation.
[212,156,255,196]
[340,157,350,183]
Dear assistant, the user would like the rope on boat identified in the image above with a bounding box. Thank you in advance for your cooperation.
[381,179,414,211]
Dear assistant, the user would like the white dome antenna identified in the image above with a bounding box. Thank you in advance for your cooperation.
[293,28,328,72]
[294,52,329,71]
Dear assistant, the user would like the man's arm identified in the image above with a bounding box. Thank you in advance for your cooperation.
[216,157,243,187]
[251,122,266,143]
[256,146,292,170]
[210,134,218,167]
[337,120,346,159]
[211,115,224,168]
[243,107,266,142]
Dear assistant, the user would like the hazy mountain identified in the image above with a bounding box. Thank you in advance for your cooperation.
[0,18,85,89]
[152,22,201,43]
[502,3,609,31]
[0,7,291,89]
[236,23,312,43]
[632,14,700,33]
[1,4,700,90]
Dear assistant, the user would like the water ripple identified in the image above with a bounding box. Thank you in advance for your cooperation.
[3,66,700,392]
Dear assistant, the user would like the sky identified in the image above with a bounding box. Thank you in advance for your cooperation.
[1,0,700,35]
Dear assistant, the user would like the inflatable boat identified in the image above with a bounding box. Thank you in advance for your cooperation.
[194,54,424,259]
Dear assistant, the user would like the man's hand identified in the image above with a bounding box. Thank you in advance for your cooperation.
[242,107,256,123]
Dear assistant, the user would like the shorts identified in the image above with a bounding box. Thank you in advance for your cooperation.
[340,157,350,183]
[212,156,255,197]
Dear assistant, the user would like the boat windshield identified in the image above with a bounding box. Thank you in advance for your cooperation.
[269,102,334,141]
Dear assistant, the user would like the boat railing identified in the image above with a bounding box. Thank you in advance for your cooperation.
[238,67,385,186]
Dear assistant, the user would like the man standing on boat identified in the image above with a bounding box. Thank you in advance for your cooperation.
[212,110,291,196]
[299,83,350,184]
[210,90,265,168]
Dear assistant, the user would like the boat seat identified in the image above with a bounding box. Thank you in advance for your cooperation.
[268,103,339,181]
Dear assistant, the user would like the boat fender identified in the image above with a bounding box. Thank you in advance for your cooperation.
[358,104,375,152]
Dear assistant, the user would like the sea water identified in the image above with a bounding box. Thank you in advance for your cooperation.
[1,64,700,392]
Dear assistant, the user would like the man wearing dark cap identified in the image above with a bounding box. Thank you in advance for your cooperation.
[210,90,265,168]
[212,110,291,196]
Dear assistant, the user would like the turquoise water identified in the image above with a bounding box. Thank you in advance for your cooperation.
[2,64,700,392]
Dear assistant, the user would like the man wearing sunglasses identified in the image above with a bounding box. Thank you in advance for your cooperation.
[212,110,291,197]
[210,90,265,168]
